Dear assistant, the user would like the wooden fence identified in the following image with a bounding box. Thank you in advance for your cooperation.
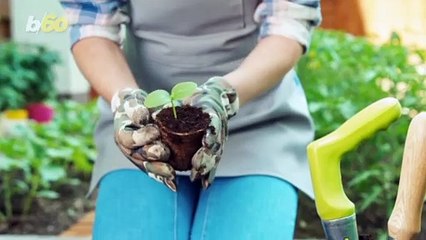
[321,0,426,48]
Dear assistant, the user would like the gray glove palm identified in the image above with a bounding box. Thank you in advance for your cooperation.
[183,77,239,188]
[111,88,177,191]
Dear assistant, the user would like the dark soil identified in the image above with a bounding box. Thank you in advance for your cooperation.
[156,106,210,171]
[0,180,96,235]
[294,193,324,238]
[359,234,373,240]
[156,106,210,133]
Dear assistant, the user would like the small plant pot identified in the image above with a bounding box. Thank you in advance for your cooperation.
[155,106,210,171]
[27,103,54,123]
[3,109,29,120]
[0,109,29,136]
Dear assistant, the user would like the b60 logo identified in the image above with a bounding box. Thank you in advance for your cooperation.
[26,14,68,33]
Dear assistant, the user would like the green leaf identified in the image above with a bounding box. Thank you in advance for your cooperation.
[0,155,14,170]
[348,169,381,187]
[67,178,81,186]
[144,89,171,108]
[359,186,383,212]
[40,166,66,182]
[64,136,83,147]
[72,149,93,173]
[37,190,59,199]
[45,148,73,159]
[171,82,197,100]
[15,180,29,192]
[0,155,28,170]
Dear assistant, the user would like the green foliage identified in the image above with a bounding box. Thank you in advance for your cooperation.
[0,42,60,111]
[144,90,171,108]
[297,30,426,236]
[144,82,197,118]
[0,100,98,222]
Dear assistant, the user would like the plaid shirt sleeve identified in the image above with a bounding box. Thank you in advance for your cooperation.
[254,0,322,52]
[60,0,129,47]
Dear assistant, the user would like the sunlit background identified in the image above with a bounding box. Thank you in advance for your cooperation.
[1,0,426,239]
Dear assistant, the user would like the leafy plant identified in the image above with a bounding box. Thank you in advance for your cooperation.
[0,100,98,223]
[0,42,59,111]
[144,82,197,118]
[297,30,426,238]
[21,46,59,103]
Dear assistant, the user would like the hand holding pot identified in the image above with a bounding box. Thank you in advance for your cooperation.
[111,88,177,191]
[183,77,239,188]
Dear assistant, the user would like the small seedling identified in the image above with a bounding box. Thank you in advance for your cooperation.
[144,82,198,119]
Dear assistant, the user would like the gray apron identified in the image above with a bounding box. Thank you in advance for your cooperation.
[91,0,315,198]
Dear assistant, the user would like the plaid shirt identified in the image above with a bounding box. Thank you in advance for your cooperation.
[60,0,321,50]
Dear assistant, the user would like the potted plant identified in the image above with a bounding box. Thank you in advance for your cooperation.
[0,43,30,135]
[144,82,211,171]
[0,87,29,136]
[0,42,59,124]
[0,108,29,137]
[21,45,59,123]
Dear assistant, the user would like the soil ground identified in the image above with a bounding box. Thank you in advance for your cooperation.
[0,181,95,235]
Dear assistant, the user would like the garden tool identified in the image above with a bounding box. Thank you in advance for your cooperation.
[307,97,402,240]
[387,112,426,240]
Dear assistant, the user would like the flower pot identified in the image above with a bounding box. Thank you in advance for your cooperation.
[0,109,29,136]
[27,103,54,123]
[155,106,210,171]
[4,109,29,120]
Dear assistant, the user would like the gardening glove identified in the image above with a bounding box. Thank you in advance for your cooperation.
[111,88,177,191]
[183,77,239,188]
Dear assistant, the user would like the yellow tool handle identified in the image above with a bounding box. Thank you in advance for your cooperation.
[388,112,426,240]
[308,97,401,220]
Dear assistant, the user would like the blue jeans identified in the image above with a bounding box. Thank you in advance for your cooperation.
[93,170,298,240]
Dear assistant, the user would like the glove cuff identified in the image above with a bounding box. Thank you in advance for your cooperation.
[111,88,148,113]
[205,76,239,119]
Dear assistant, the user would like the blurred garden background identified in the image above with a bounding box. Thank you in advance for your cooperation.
[1,0,426,239]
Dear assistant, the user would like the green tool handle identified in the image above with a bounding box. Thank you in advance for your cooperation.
[308,97,401,221]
